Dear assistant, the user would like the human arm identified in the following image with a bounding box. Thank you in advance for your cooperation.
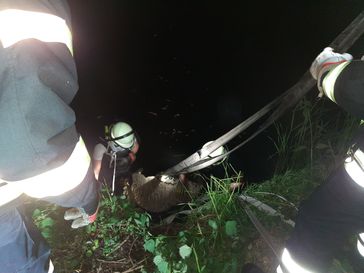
[128,139,140,163]
[92,143,107,180]
[310,47,364,119]
[0,0,99,224]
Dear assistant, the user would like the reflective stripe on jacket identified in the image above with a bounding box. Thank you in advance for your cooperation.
[0,8,73,53]
[0,137,90,206]
[322,60,364,119]
[0,0,98,210]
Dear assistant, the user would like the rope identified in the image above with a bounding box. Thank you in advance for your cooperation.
[238,198,290,273]
[163,10,364,176]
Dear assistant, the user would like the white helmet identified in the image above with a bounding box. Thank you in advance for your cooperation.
[109,122,136,149]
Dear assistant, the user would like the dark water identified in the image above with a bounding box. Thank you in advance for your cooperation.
[69,0,364,181]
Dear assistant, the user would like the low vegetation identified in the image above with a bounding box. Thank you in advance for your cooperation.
[32,96,361,272]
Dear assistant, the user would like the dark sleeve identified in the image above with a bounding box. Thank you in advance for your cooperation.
[0,0,78,180]
[0,0,99,211]
[334,60,364,119]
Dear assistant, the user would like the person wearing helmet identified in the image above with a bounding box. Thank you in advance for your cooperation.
[243,49,364,273]
[0,1,99,272]
[93,121,140,194]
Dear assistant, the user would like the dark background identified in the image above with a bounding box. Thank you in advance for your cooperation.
[68,0,364,181]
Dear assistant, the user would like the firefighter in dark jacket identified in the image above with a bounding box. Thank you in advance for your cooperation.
[0,1,99,272]
[244,48,364,273]
[92,121,140,194]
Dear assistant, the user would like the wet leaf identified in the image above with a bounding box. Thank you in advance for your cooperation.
[153,255,169,273]
[208,219,218,230]
[40,217,54,228]
[225,220,237,237]
[144,239,155,253]
[179,244,192,259]
[32,209,41,218]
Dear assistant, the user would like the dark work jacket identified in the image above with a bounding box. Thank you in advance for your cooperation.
[0,0,98,213]
[334,60,364,119]
[285,60,364,272]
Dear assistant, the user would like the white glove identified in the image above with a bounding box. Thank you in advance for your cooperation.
[64,207,98,229]
[310,47,352,80]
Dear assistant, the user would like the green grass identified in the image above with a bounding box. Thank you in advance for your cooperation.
[32,95,362,273]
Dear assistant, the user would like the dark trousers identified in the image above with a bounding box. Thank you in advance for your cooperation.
[286,165,364,272]
[0,208,51,273]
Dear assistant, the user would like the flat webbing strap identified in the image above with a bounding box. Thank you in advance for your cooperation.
[164,92,284,175]
[238,198,290,273]
[163,10,364,176]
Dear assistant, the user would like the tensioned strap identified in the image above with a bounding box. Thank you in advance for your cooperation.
[239,196,316,273]
[238,198,290,273]
[163,11,364,176]
[163,92,285,175]
[0,9,73,54]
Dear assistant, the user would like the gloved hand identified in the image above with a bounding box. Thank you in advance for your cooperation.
[310,47,352,80]
[64,207,98,229]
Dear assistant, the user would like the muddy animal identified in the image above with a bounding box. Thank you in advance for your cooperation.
[126,173,201,213]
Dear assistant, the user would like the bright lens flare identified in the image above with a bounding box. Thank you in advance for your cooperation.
[0,137,90,202]
[0,9,73,53]
[277,248,316,273]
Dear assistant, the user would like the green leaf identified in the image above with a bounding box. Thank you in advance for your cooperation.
[93,239,99,250]
[144,239,155,253]
[109,217,119,224]
[86,250,93,257]
[153,255,162,265]
[153,255,169,273]
[32,208,41,218]
[40,217,54,228]
[155,236,166,247]
[208,219,218,230]
[174,261,188,273]
[179,244,192,259]
[225,220,237,237]
[41,229,51,239]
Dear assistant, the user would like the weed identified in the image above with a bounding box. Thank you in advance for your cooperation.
[84,188,151,259]
[32,203,58,241]
[33,94,361,273]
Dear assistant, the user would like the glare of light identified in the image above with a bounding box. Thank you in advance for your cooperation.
[357,233,364,257]
[344,149,364,188]
[0,9,73,53]
[0,183,23,206]
[1,137,90,199]
[276,248,315,273]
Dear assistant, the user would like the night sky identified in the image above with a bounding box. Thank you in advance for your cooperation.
[68,1,364,181]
